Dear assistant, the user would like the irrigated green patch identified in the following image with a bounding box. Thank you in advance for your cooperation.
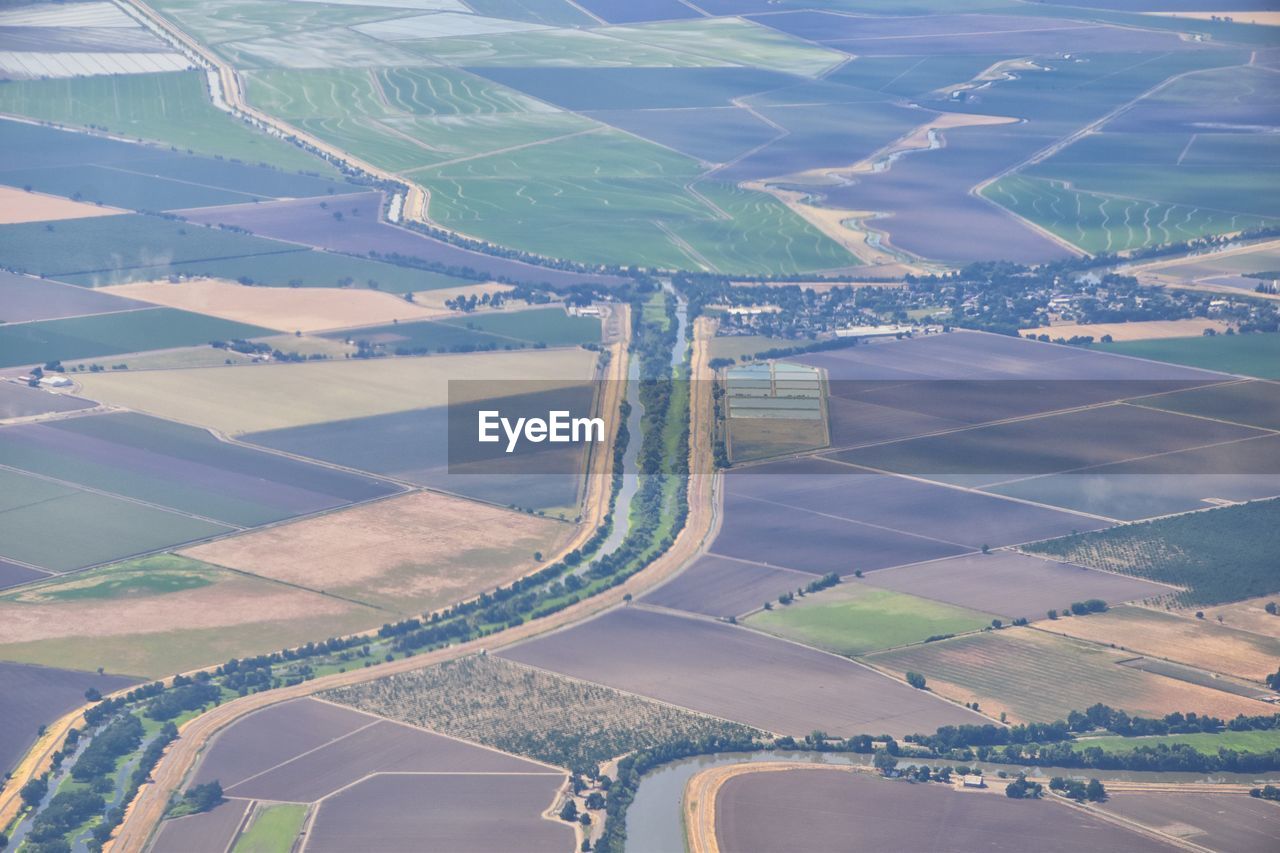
[0,71,328,173]
[748,585,996,656]
[1071,729,1280,756]
[1,555,215,604]
[233,803,308,853]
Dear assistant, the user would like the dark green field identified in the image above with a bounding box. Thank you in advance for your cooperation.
[0,308,271,368]
[1096,334,1280,379]
[1025,498,1280,606]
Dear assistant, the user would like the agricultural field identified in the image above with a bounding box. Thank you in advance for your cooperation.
[1097,333,1280,379]
[1137,380,1280,431]
[0,411,399,528]
[500,606,984,737]
[863,552,1173,623]
[1044,604,1280,682]
[0,270,147,323]
[1024,498,1280,606]
[162,696,572,853]
[99,278,450,332]
[0,305,273,368]
[1097,792,1280,853]
[0,121,343,213]
[714,767,1172,853]
[0,661,137,778]
[867,628,1277,724]
[0,184,125,225]
[0,72,330,173]
[174,190,624,289]
[640,554,818,620]
[0,555,384,678]
[746,585,997,657]
[1074,729,1280,757]
[324,655,763,771]
[0,467,233,573]
[1194,594,1280,640]
[182,490,573,613]
[74,346,595,434]
[0,381,95,422]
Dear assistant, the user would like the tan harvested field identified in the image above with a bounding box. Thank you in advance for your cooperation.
[73,347,596,434]
[0,558,380,677]
[101,278,444,332]
[867,628,1276,724]
[1044,605,1280,682]
[408,282,514,311]
[1024,319,1230,341]
[1145,10,1280,25]
[0,185,125,224]
[1184,594,1280,640]
[183,491,574,613]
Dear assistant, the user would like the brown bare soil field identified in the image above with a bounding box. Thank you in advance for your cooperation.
[1190,595,1280,639]
[0,185,125,224]
[868,628,1275,724]
[100,278,444,333]
[1045,604,1280,682]
[1023,319,1230,341]
[182,490,574,613]
[1144,10,1280,25]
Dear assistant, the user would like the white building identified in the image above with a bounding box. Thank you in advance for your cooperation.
[39,375,72,388]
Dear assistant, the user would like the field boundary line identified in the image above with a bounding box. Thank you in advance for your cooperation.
[222,719,382,793]
[0,460,245,530]
[308,695,571,775]
[1123,397,1280,435]
[169,188,374,216]
[0,306,158,328]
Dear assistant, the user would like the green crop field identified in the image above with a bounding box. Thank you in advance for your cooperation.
[0,214,297,278]
[0,307,271,368]
[747,585,996,656]
[866,628,1269,724]
[598,18,844,77]
[0,469,232,573]
[439,307,601,346]
[1024,498,1280,606]
[1096,334,1280,379]
[1072,729,1280,756]
[983,175,1275,255]
[0,72,327,174]
[233,803,308,853]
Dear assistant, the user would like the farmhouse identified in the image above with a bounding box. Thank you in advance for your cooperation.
[38,375,72,388]
[962,774,986,788]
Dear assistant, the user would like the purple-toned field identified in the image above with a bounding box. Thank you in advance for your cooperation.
[711,490,969,575]
[150,799,249,853]
[500,606,984,737]
[177,191,625,288]
[755,11,1192,55]
[715,768,1175,853]
[831,403,1266,485]
[863,551,1172,621]
[640,554,815,618]
[728,458,1107,551]
[0,557,46,590]
[822,126,1073,263]
[0,381,95,420]
[183,697,567,852]
[1097,791,1280,853]
[306,774,573,853]
[0,661,138,777]
[227,715,545,803]
[584,106,779,165]
[0,270,146,322]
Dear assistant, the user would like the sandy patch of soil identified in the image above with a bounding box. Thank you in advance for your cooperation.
[0,185,126,224]
[1022,319,1230,341]
[182,491,574,612]
[101,277,444,333]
